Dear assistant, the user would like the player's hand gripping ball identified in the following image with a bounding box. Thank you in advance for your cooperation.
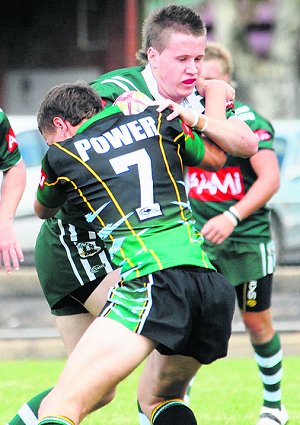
[113,90,152,115]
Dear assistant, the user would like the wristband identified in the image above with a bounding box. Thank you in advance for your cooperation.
[229,206,242,222]
[223,210,238,227]
[191,109,200,127]
[198,114,208,132]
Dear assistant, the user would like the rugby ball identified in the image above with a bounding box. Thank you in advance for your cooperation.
[113,90,152,115]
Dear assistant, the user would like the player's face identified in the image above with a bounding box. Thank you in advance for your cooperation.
[42,117,78,145]
[201,59,229,82]
[148,32,206,103]
[43,128,62,146]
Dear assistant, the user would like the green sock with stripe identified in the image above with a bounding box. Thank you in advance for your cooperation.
[253,332,283,409]
[7,389,52,425]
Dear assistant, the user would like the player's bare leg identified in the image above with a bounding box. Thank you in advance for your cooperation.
[138,351,200,424]
[38,316,156,424]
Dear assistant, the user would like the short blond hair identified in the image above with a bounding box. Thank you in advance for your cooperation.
[136,5,206,65]
[204,42,234,78]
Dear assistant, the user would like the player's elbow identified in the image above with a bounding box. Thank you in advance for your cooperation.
[243,134,258,157]
[232,136,258,158]
[34,199,58,219]
[229,119,259,158]
[200,150,227,171]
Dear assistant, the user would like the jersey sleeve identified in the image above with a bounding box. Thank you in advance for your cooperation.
[165,116,205,166]
[183,130,205,166]
[90,80,125,107]
[91,67,138,107]
[234,101,275,150]
[36,154,67,208]
[90,66,153,108]
[0,109,22,171]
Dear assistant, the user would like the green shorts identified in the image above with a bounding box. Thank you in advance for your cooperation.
[101,266,235,364]
[203,239,276,286]
[35,217,116,315]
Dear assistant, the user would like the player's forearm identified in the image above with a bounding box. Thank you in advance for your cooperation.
[198,138,227,171]
[229,177,280,221]
[199,116,258,158]
[0,161,26,219]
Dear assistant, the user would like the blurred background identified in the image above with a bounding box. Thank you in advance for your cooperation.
[1,0,300,355]
[0,0,299,119]
[1,0,300,265]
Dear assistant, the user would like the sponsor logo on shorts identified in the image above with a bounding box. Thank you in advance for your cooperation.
[75,242,102,258]
[246,280,257,307]
[90,264,105,273]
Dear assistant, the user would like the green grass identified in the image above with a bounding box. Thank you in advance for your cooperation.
[1,356,300,425]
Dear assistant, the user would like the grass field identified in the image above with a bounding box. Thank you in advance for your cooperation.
[1,356,300,424]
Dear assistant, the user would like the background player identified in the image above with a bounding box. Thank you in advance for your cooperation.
[0,108,26,274]
[185,42,287,425]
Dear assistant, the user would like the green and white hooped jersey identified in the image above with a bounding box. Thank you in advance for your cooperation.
[0,108,22,171]
[188,101,275,242]
[91,64,204,109]
[91,64,235,118]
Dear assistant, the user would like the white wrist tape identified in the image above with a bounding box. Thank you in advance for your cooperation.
[191,109,201,127]
[198,115,208,132]
[223,210,238,227]
[229,206,242,222]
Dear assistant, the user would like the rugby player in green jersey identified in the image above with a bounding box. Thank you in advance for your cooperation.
[32,81,237,425]
[0,108,26,273]
[6,5,258,425]
[185,42,287,425]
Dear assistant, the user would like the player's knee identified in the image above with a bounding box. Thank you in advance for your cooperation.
[93,388,116,410]
[242,313,274,340]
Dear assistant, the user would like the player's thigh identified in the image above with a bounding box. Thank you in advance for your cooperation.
[138,350,200,402]
[83,268,120,316]
[41,317,156,418]
[55,313,95,355]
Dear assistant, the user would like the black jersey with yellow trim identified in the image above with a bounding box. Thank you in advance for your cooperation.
[37,104,213,280]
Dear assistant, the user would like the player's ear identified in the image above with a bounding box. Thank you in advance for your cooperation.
[147,47,158,67]
[53,116,66,130]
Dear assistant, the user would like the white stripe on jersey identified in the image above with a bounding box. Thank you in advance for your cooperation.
[58,219,84,285]
[110,76,140,91]
[100,77,137,92]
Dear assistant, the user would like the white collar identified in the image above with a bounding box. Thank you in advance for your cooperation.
[141,64,165,102]
[142,64,204,112]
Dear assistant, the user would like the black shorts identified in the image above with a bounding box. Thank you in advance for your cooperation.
[235,274,273,312]
[52,278,103,316]
[102,266,235,364]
